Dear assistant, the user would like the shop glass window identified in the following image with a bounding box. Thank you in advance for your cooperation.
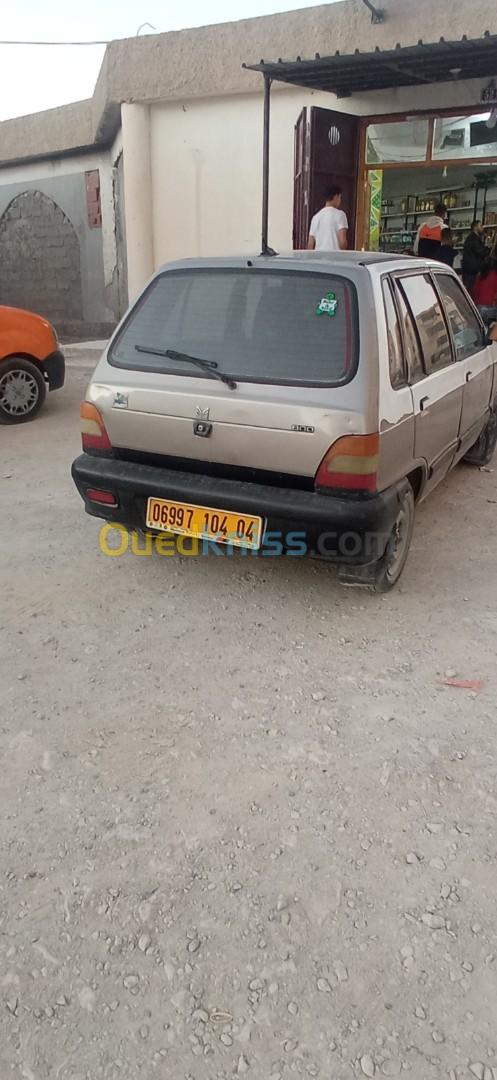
[435,274,484,360]
[399,275,453,373]
[432,113,497,160]
[382,279,406,388]
[366,119,430,165]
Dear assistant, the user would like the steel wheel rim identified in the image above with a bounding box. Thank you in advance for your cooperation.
[0,370,39,416]
[385,502,410,583]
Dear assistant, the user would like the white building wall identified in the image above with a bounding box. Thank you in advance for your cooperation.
[150,89,351,265]
[148,77,487,270]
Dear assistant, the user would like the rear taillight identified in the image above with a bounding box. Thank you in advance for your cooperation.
[85,488,118,507]
[80,401,112,452]
[314,434,379,493]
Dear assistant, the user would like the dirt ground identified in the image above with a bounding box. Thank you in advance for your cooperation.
[1,349,497,1080]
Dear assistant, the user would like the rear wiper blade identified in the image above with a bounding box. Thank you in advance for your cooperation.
[135,344,237,390]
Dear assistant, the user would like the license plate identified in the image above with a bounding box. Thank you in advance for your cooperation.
[146,497,263,550]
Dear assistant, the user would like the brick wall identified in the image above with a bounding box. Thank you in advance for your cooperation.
[85,169,102,229]
[0,189,83,325]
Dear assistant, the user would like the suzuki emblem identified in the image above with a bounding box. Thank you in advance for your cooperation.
[195,405,210,421]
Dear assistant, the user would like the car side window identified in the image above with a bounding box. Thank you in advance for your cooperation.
[382,279,406,389]
[434,273,484,361]
[391,280,425,384]
[399,274,453,374]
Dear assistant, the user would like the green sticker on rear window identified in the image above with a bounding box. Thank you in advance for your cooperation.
[315,291,338,317]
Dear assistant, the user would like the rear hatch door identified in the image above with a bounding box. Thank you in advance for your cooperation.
[93,263,363,480]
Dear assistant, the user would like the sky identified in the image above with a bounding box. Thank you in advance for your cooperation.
[0,0,338,121]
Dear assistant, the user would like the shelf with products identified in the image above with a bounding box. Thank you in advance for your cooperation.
[455,224,497,233]
[378,172,497,254]
[381,208,473,220]
[381,221,497,233]
[380,185,466,211]
[381,177,497,225]
[381,179,493,218]
[417,185,466,196]
[381,202,474,219]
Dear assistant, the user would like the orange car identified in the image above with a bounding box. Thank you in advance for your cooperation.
[0,306,65,424]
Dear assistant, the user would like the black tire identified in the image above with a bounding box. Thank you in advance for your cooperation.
[0,357,46,424]
[463,410,497,467]
[339,480,415,593]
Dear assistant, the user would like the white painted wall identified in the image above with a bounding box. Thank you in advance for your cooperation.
[150,89,357,265]
[149,77,489,270]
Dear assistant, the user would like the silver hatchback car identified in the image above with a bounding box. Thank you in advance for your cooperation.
[72,252,497,591]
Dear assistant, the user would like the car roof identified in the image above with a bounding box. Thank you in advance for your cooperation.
[275,251,413,266]
[157,251,438,276]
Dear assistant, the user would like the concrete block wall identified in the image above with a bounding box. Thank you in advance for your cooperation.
[0,190,83,323]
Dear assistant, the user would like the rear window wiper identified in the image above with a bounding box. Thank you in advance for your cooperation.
[135,345,237,390]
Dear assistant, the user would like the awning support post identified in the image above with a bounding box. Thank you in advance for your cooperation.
[361,0,385,23]
[261,74,276,256]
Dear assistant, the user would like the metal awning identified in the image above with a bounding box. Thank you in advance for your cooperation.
[244,33,497,98]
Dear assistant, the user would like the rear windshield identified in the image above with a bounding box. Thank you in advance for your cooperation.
[109,268,358,387]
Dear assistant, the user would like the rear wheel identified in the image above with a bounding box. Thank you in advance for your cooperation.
[0,358,46,424]
[339,480,415,593]
[463,411,497,467]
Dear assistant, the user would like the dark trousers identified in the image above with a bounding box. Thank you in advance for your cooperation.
[462,272,476,294]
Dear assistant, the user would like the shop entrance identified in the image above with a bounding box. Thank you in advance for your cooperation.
[294,108,497,255]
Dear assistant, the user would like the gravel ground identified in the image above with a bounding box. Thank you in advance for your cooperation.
[1,351,497,1080]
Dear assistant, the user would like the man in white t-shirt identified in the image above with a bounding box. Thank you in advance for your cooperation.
[307,186,348,252]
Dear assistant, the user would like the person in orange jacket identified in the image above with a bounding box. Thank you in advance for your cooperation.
[414,202,447,259]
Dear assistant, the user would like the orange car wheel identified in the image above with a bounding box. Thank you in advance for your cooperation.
[0,357,46,424]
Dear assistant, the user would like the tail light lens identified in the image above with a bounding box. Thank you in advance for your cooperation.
[314,433,379,493]
[80,401,112,452]
[85,488,118,507]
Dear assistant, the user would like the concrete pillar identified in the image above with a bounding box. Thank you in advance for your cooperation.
[121,103,154,301]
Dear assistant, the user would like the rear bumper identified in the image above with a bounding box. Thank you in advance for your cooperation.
[41,349,65,391]
[71,453,403,564]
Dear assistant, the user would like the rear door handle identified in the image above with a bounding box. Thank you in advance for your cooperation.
[419,396,430,412]
[466,370,473,383]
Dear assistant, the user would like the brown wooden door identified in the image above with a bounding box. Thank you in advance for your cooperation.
[293,107,310,250]
[293,106,360,249]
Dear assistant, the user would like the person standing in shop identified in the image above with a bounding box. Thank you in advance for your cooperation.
[307,186,349,252]
[462,221,488,294]
[414,203,447,259]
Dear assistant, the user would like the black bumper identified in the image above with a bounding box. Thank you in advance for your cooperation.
[71,453,402,564]
[41,349,65,391]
